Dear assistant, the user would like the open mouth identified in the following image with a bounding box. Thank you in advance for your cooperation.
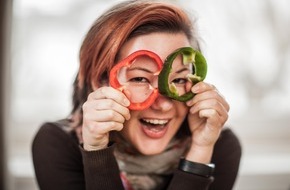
[141,118,168,125]
[140,118,169,138]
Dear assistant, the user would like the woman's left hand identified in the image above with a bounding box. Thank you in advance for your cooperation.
[185,82,230,162]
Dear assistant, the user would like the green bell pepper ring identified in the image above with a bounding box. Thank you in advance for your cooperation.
[158,47,207,101]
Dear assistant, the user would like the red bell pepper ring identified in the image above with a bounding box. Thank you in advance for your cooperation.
[109,50,163,110]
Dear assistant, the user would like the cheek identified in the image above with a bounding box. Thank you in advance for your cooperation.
[170,102,188,134]
[119,112,140,138]
[174,102,189,118]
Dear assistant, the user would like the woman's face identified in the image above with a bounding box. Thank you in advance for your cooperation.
[118,32,191,155]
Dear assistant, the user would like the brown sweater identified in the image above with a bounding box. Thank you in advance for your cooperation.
[32,122,241,190]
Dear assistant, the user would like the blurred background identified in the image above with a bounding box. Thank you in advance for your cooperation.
[1,0,290,189]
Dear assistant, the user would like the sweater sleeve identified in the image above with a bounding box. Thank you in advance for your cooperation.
[32,123,124,190]
[167,170,214,190]
[80,145,124,190]
[167,128,241,190]
[32,123,85,190]
[210,128,242,190]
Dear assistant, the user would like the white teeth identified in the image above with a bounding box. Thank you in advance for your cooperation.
[143,119,168,125]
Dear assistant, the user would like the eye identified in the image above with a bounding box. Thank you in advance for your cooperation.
[172,78,187,85]
[129,77,149,83]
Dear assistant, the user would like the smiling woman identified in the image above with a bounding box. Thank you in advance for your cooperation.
[115,32,192,156]
[31,1,241,190]
[6,0,290,189]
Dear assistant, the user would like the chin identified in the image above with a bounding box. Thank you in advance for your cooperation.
[135,139,169,156]
[139,148,164,156]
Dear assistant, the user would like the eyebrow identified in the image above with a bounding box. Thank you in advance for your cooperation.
[174,67,190,74]
[127,67,155,74]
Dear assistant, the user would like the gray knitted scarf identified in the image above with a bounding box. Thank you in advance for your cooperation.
[113,134,190,190]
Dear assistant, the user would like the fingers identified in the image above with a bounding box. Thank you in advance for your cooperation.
[84,87,131,120]
[85,121,124,135]
[82,87,131,151]
[83,98,131,121]
[190,81,216,94]
[187,82,230,112]
[198,109,226,130]
[87,86,130,107]
[187,82,229,128]
[83,105,128,124]
[189,99,228,122]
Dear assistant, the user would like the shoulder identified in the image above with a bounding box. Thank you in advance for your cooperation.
[32,120,80,156]
[212,127,242,164]
[217,127,241,148]
[209,128,242,189]
[33,120,73,141]
[32,121,85,189]
[216,127,241,149]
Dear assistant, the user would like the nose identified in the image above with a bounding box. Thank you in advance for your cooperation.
[150,92,173,111]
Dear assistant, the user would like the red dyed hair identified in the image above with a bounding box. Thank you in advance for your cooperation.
[73,0,200,114]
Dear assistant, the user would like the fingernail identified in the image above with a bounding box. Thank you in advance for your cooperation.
[126,113,131,120]
[123,99,130,106]
[186,100,192,106]
[191,85,199,93]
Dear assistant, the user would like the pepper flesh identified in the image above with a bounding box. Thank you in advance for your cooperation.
[109,50,163,110]
[158,47,207,102]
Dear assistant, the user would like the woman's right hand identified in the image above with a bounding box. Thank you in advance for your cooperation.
[82,87,131,151]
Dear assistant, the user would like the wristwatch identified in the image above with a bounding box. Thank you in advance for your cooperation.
[178,158,215,178]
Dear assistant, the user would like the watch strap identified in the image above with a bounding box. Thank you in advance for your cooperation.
[178,158,215,178]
